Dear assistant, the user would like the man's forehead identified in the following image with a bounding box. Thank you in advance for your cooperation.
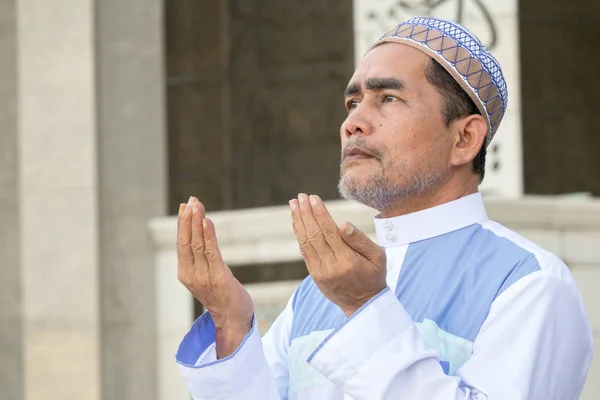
[351,44,428,81]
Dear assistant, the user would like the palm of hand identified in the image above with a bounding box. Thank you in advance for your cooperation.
[289,194,387,316]
[176,198,254,332]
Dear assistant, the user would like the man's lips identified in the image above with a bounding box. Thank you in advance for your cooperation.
[344,154,372,162]
[343,147,376,162]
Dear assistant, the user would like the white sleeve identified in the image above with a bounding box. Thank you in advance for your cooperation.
[308,271,593,400]
[176,297,294,400]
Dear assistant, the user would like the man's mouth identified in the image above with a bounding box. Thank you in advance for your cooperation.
[343,147,376,162]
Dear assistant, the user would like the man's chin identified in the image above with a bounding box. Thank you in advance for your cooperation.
[341,162,378,178]
[339,174,377,195]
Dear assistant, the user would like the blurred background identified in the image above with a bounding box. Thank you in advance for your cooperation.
[1,0,599,399]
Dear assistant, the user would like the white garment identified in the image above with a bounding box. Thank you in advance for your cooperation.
[176,193,593,399]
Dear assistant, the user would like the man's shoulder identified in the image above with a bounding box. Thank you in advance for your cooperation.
[478,220,590,339]
[476,219,572,282]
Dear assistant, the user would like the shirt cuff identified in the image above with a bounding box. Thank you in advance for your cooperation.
[176,312,266,397]
[176,311,219,367]
[308,287,413,383]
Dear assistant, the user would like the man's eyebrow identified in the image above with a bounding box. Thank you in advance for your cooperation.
[343,78,406,98]
[344,82,360,98]
[365,77,405,92]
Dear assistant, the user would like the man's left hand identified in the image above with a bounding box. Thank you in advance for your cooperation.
[289,193,387,317]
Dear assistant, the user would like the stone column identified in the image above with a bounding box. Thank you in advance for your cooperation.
[96,1,166,399]
[17,0,100,399]
[0,1,23,398]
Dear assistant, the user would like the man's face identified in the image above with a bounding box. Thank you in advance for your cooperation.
[338,43,455,212]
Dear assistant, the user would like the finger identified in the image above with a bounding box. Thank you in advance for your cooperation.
[298,193,335,261]
[202,217,227,270]
[308,195,345,249]
[191,199,208,266]
[176,202,186,252]
[177,203,186,227]
[340,222,385,266]
[289,198,319,269]
[177,197,194,270]
[176,202,187,270]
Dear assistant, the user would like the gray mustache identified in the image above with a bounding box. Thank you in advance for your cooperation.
[341,139,383,161]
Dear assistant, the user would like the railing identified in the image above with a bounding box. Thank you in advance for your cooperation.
[149,196,600,400]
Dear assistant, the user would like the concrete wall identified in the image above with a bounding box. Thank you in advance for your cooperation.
[150,196,600,399]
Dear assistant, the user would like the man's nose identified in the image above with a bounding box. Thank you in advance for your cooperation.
[342,106,373,139]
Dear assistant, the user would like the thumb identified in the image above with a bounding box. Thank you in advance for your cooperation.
[340,222,385,264]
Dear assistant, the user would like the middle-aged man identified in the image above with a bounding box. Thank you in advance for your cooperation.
[174,17,593,399]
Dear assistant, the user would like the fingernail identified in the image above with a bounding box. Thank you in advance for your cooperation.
[289,200,297,211]
[187,196,193,206]
[202,218,208,229]
[345,223,354,235]
[298,193,307,203]
[192,203,198,215]
[309,195,318,206]
[179,203,186,214]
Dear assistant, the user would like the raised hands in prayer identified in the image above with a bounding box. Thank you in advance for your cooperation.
[176,193,386,361]
[289,193,387,317]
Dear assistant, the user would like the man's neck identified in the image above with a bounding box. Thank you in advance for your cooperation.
[379,174,479,218]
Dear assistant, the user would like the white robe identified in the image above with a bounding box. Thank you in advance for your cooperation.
[175,193,593,399]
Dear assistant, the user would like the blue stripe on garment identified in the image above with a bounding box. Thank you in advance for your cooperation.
[396,223,541,343]
[289,276,346,342]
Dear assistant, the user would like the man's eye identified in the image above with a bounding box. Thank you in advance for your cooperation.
[347,100,359,109]
[383,95,397,102]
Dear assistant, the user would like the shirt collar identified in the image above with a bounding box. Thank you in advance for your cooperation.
[373,192,489,247]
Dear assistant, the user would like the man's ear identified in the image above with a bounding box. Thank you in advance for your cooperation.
[450,114,488,168]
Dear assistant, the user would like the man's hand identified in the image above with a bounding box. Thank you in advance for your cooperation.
[289,193,387,317]
[177,197,254,359]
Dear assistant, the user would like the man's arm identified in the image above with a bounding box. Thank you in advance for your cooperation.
[308,271,593,400]
[176,296,293,400]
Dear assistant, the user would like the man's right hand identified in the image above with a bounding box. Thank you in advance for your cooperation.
[177,196,254,359]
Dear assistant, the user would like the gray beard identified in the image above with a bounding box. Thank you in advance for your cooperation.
[338,163,443,213]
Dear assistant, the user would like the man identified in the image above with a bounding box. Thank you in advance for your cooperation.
[175,17,593,399]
